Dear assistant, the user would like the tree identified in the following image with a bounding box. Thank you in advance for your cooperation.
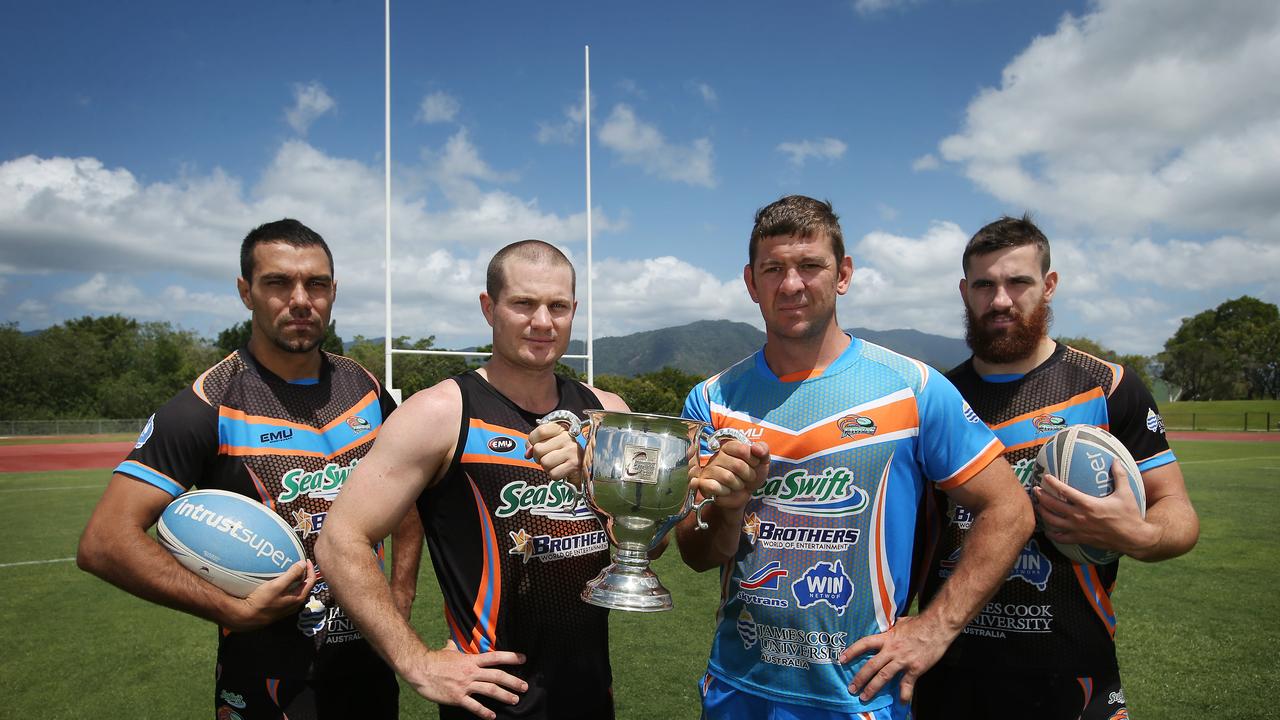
[1054,336,1154,392]
[1158,296,1280,400]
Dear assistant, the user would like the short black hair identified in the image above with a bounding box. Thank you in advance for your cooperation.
[486,240,576,300]
[962,214,1050,275]
[240,219,334,283]
[749,195,845,267]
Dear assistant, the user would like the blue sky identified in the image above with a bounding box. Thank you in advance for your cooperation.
[2,0,1277,358]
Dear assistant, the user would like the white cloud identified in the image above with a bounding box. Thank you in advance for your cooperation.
[690,81,718,108]
[285,81,336,135]
[590,257,756,337]
[535,94,588,145]
[841,221,969,337]
[416,91,460,124]
[616,78,646,99]
[777,137,848,167]
[877,203,899,221]
[0,139,623,343]
[597,104,716,187]
[939,0,1280,237]
[853,0,923,16]
[912,153,940,171]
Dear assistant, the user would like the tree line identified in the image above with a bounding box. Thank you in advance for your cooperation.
[1,295,1274,421]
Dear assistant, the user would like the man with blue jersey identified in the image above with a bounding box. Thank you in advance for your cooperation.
[913,215,1200,719]
[675,195,1035,720]
[77,219,413,719]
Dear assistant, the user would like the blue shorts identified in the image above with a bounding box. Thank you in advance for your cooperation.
[700,673,910,720]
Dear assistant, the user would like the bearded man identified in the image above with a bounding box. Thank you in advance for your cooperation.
[913,215,1200,719]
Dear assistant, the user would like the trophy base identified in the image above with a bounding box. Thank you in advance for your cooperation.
[581,563,673,612]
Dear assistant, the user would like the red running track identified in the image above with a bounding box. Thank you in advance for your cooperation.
[0,441,134,472]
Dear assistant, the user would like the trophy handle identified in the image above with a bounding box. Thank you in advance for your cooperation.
[705,427,749,451]
[691,495,715,530]
[538,410,583,437]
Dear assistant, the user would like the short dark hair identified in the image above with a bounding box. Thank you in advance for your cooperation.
[749,195,845,267]
[240,219,334,283]
[486,240,576,300]
[962,214,1050,275]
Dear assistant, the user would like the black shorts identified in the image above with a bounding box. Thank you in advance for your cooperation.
[913,663,1127,720]
[213,637,397,720]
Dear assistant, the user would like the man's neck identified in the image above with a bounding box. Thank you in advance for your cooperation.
[478,358,560,415]
[247,336,323,382]
[971,336,1057,377]
[762,325,851,379]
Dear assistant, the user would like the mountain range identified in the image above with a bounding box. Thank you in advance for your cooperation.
[566,319,971,377]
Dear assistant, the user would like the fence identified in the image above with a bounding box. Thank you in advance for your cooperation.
[0,419,149,437]
[1160,412,1277,432]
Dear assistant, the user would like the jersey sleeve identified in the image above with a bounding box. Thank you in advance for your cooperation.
[114,387,218,497]
[378,385,399,419]
[682,380,715,460]
[1106,368,1176,472]
[914,367,1004,490]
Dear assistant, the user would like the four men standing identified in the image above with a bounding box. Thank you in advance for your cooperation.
[77,206,1198,719]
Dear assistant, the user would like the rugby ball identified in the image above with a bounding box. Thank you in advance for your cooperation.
[156,489,306,598]
[1034,425,1146,565]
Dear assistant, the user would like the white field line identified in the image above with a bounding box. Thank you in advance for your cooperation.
[1177,456,1280,465]
[0,557,76,569]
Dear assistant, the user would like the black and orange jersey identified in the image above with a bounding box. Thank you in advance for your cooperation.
[921,343,1175,673]
[417,370,611,720]
[116,348,398,709]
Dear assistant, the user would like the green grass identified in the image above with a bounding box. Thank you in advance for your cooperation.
[0,433,136,446]
[2,441,1277,718]
[1161,400,1280,432]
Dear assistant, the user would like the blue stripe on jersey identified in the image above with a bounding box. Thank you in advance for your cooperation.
[288,377,320,386]
[463,422,587,459]
[982,373,1025,383]
[990,394,1109,449]
[218,402,383,456]
[1136,448,1176,472]
[115,460,185,497]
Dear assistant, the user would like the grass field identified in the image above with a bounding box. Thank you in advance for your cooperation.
[1,440,1277,718]
[1161,399,1280,432]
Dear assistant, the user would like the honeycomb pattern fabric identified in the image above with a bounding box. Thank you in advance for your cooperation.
[924,343,1175,674]
[418,370,612,720]
[117,348,397,692]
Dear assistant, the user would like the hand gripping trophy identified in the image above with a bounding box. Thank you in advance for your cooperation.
[539,409,747,612]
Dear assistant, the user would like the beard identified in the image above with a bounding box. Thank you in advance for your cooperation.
[964,299,1052,364]
[269,317,326,355]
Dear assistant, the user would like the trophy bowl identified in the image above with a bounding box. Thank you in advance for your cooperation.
[539,409,745,612]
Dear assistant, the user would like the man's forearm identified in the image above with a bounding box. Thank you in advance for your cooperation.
[922,497,1031,634]
[390,507,425,617]
[1127,493,1199,562]
[676,502,742,572]
[318,530,428,678]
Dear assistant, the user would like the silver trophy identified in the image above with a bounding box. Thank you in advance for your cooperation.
[540,409,747,612]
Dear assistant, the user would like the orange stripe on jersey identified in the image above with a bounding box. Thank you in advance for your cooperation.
[219,406,320,434]
[443,604,476,653]
[465,474,502,651]
[1000,435,1052,455]
[460,453,542,470]
[777,367,825,382]
[1072,562,1117,638]
[1068,346,1124,395]
[712,396,921,461]
[869,457,897,631]
[471,418,530,440]
[321,391,378,432]
[935,438,1004,490]
[990,388,1107,432]
[220,445,326,459]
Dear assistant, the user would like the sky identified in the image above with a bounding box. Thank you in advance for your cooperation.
[2,0,1278,361]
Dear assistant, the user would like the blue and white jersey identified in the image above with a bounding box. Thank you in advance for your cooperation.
[683,337,1003,712]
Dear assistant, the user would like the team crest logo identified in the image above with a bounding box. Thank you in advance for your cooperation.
[736,607,758,649]
[292,509,325,538]
[743,512,761,544]
[135,415,155,449]
[346,416,371,433]
[1033,414,1067,433]
[297,596,326,637]
[836,415,877,437]
[1145,408,1165,434]
[219,691,246,709]
[216,708,244,720]
[508,529,535,564]
[962,402,981,424]
[740,561,788,590]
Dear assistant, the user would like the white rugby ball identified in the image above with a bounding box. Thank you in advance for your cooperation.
[157,489,306,598]
[1034,425,1146,565]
